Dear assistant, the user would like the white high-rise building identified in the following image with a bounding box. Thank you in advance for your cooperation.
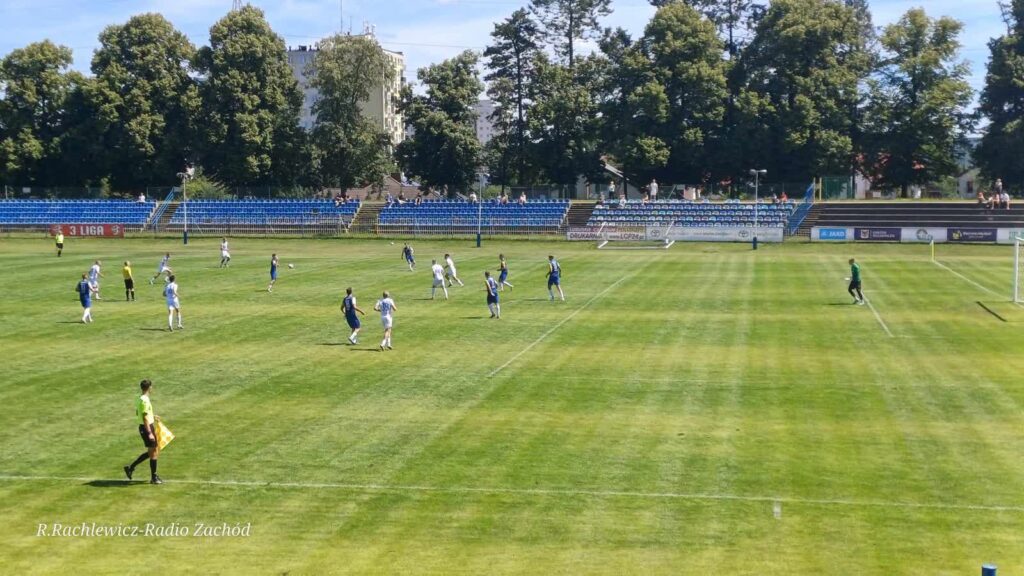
[286,37,406,146]
[473,99,497,145]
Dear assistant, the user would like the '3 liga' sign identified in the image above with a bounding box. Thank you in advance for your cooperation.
[51,224,125,238]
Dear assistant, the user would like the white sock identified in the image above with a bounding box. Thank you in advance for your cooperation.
[495,305,500,316]
[168,311,174,328]
[176,312,183,327]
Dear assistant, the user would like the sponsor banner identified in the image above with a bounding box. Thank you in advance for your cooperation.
[566,226,645,241]
[50,224,126,238]
[900,228,948,244]
[854,227,901,242]
[812,227,853,242]
[997,229,1024,245]
[648,226,784,243]
[947,228,997,243]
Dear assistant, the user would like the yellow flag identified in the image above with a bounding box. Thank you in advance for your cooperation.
[155,421,175,450]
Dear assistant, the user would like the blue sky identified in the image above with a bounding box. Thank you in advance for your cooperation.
[0,0,1006,98]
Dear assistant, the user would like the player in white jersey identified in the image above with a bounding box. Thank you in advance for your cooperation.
[150,253,172,284]
[219,238,231,268]
[373,291,397,351]
[164,274,183,331]
[444,253,464,286]
[88,260,104,300]
[430,259,449,300]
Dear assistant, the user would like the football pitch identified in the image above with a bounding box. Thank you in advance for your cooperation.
[1,236,1022,574]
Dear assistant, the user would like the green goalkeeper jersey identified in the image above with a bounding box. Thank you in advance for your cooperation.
[851,262,861,282]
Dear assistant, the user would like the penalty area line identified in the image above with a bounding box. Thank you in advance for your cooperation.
[488,273,634,378]
[1,474,1023,513]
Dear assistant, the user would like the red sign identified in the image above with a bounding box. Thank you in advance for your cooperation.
[51,224,126,238]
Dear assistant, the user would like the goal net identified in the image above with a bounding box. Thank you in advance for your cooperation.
[596,222,675,250]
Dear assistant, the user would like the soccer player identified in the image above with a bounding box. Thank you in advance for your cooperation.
[848,258,865,305]
[164,274,183,331]
[150,253,171,284]
[76,273,94,323]
[547,255,565,301]
[484,271,500,319]
[341,287,365,344]
[373,291,397,351]
[124,379,163,484]
[89,260,104,300]
[402,243,416,271]
[122,261,135,302]
[268,254,279,292]
[498,254,513,290]
[219,237,231,268]
[444,253,464,286]
[430,259,449,300]
[55,229,64,257]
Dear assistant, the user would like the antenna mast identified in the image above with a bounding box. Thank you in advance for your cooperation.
[232,0,244,11]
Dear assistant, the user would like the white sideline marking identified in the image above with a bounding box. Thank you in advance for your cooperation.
[863,294,894,338]
[932,259,1023,307]
[487,274,633,378]
[1,474,1023,513]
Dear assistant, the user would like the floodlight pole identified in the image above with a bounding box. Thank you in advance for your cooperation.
[182,174,188,245]
[749,169,766,250]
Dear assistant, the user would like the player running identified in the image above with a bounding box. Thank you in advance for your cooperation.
[848,258,865,305]
[150,253,172,284]
[89,260,104,300]
[430,259,449,300]
[498,254,513,290]
[76,273,95,323]
[123,379,163,484]
[341,287,365,344]
[547,255,565,301]
[164,274,183,331]
[55,229,64,257]
[122,261,135,301]
[444,253,464,286]
[268,254,279,292]
[374,291,397,351]
[219,238,231,268]
[484,271,501,319]
[402,243,416,271]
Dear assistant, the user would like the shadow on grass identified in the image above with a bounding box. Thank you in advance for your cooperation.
[85,480,139,488]
[350,348,383,352]
[139,328,168,331]
[317,342,347,346]
[55,321,84,324]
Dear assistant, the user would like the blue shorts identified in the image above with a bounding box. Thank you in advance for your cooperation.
[270,269,278,280]
[346,314,361,329]
[80,297,91,308]
[487,294,499,305]
[548,275,560,287]
[499,269,508,282]
[406,256,415,263]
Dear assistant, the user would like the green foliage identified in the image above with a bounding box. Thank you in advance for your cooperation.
[397,51,483,196]
[194,5,304,186]
[309,35,396,190]
[183,169,230,200]
[976,0,1024,192]
[530,0,612,69]
[862,8,974,195]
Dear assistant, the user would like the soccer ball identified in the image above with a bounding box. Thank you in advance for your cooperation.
[288,263,295,269]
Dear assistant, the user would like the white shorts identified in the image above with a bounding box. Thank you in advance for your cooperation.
[221,250,230,258]
[158,265,169,274]
[447,266,457,277]
[381,315,393,330]
[167,298,180,310]
[432,278,445,287]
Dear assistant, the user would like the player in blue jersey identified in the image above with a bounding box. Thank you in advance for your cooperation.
[76,273,95,323]
[373,291,397,351]
[402,243,416,271]
[341,287,366,344]
[546,255,565,301]
[498,254,513,290]
[484,271,500,319]
[268,254,279,292]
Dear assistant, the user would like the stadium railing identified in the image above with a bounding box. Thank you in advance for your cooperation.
[786,183,816,236]
[164,199,361,237]
[584,200,796,229]
[374,199,571,238]
[0,199,155,232]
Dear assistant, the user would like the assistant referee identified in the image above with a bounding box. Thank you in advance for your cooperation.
[124,379,163,484]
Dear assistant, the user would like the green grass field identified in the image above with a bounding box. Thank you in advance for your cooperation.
[1,235,1022,575]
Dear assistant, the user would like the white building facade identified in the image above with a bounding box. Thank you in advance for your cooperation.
[473,99,497,145]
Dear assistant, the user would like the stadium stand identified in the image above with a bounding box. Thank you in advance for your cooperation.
[585,200,796,228]
[814,202,1024,229]
[166,199,360,235]
[376,199,571,235]
[0,200,155,230]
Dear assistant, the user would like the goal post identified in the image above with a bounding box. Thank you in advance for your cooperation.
[1015,236,1023,303]
[596,221,675,250]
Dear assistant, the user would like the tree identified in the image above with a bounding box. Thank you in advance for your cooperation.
[530,0,611,70]
[397,51,483,196]
[308,34,396,190]
[484,9,542,185]
[735,0,872,181]
[195,5,303,186]
[0,41,82,186]
[863,9,973,195]
[976,0,1024,191]
[87,13,200,189]
[599,4,728,184]
[674,0,765,59]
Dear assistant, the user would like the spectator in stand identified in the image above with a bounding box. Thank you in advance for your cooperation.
[518,191,526,205]
[137,192,146,203]
[469,191,478,203]
[607,180,616,200]
[649,179,659,201]
[780,191,788,202]
[499,192,509,205]
[617,193,627,209]
[1002,190,1011,209]
[771,193,779,204]
[398,192,406,204]
[977,190,988,206]
[641,193,649,205]
[385,192,395,206]
[414,193,423,206]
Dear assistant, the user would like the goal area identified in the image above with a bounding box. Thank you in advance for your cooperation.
[595,222,675,250]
